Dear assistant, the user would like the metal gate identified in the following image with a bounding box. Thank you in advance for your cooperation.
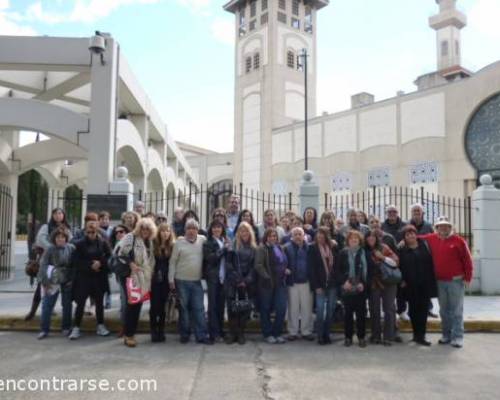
[0,183,13,281]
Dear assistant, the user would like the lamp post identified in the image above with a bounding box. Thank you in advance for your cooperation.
[298,48,309,171]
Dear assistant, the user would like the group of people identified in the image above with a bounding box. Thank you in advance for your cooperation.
[31,195,473,349]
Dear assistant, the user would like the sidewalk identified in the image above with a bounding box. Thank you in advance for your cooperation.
[1,241,499,333]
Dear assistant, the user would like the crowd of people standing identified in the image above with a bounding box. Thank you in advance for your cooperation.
[30,194,473,349]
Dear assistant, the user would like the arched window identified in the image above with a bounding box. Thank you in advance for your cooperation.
[287,50,295,69]
[253,52,260,70]
[245,56,252,73]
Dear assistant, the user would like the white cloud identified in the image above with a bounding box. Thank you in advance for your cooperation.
[0,0,37,35]
[210,17,234,46]
[11,0,161,24]
[176,0,212,15]
[468,0,500,40]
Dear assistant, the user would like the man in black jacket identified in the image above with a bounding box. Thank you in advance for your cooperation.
[382,205,408,325]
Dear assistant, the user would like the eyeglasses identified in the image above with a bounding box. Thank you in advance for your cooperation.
[116,230,125,234]
[215,214,225,218]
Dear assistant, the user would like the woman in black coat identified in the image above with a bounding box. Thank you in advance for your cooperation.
[224,221,257,345]
[69,220,111,340]
[308,227,339,345]
[203,220,230,343]
[398,225,437,346]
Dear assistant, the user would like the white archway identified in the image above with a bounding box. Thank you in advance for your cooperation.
[0,98,90,150]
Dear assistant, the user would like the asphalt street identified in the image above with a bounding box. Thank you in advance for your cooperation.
[0,332,499,400]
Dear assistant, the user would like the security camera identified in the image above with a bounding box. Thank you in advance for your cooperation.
[89,31,106,54]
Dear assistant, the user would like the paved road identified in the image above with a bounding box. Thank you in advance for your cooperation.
[0,332,499,400]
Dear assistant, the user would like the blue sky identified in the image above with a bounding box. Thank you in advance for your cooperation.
[1,0,500,153]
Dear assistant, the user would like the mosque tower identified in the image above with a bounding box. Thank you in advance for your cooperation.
[224,0,329,191]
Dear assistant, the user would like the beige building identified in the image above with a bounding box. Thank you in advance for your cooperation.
[217,0,500,201]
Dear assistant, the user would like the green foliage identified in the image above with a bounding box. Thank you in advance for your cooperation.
[16,170,48,234]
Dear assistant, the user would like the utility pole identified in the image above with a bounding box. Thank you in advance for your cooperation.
[298,48,309,171]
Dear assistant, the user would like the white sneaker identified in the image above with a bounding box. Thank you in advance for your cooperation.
[96,324,110,337]
[69,327,81,340]
[61,329,70,337]
[37,331,48,340]
[398,311,410,322]
[451,338,463,348]
[266,336,277,344]
[275,336,286,344]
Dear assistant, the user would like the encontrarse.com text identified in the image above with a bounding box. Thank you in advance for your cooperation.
[0,378,157,392]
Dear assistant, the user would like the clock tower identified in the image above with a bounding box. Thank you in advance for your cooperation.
[224,0,329,192]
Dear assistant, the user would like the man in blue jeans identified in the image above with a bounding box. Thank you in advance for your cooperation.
[420,216,473,348]
[169,219,212,345]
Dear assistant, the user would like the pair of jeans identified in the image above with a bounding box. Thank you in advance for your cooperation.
[207,280,225,339]
[40,283,73,333]
[343,293,366,340]
[315,287,337,339]
[259,285,288,338]
[437,279,465,341]
[369,284,397,341]
[176,280,208,341]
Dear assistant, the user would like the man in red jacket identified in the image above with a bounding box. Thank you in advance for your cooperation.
[420,216,473,348]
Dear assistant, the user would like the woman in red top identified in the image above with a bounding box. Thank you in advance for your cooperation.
[365,230,399,346]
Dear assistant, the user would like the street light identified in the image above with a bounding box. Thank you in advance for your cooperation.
[297,48,309,171]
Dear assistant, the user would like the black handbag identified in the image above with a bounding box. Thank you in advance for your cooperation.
[109,236,135,278]
[230,290,253,314]
[380,261,402,285]
[230,253,253,314]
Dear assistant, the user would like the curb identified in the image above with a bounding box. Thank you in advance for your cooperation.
[1,316,500,334]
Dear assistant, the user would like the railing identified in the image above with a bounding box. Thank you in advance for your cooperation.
[142,182,299,227]
[0,183,13,281]
[323,186,472,248]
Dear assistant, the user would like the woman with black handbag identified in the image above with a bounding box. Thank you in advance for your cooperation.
[338,230,368,348]
[365,230,400,346]
[225,222,256,345]
[26,207,72,321]
[399,225,437,346]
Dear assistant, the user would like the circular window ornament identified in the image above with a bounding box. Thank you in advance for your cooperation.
[465,93,500,177]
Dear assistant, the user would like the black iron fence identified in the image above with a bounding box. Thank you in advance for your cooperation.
[323,186,472,248]
[0,183,13,281]
[142,182,299,228]
[54,183,473,248]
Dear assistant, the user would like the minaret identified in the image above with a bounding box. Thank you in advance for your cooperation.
[429,0,466,71]
[224,0,328,192]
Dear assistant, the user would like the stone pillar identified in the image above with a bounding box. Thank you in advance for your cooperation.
[298,170,320,216]
[87,36,118,195]
[472,174,500,294]
[105,166,134,221]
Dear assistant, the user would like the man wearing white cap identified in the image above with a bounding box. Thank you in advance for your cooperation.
[419,216,473,348]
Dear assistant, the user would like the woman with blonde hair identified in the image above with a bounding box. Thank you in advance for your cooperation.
[118,217,157,347]
[150,223,175,343]
[121,211,140,232]
[225,222,257,344]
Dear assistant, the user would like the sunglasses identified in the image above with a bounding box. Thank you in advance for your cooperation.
[116,230,125,234]
[86,231,97,235]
